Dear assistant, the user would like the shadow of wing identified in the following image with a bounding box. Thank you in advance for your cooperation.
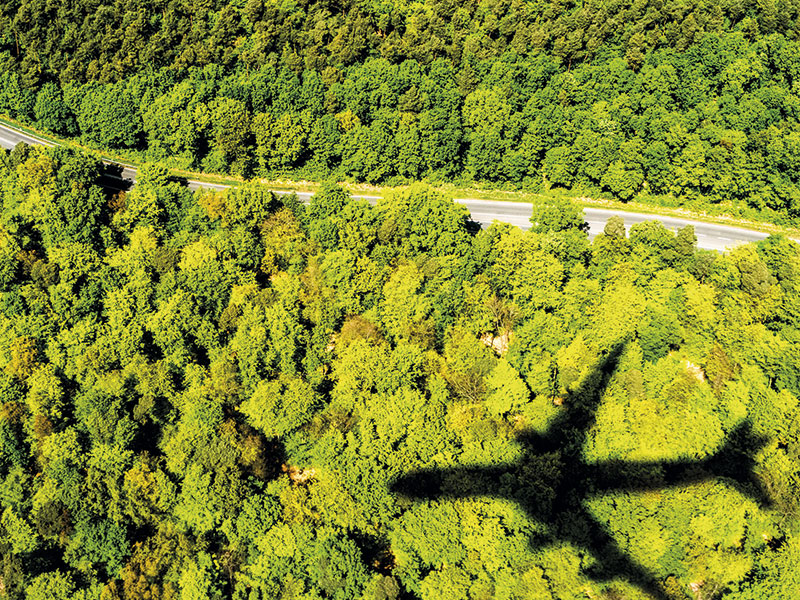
[539,343,627,455]
[390,465,514,501]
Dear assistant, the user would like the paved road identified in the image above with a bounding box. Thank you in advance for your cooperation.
[0,123,774,251]
[0,125,55,149]
[461,198,771,252]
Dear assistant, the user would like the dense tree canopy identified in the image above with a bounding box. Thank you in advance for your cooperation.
[1,0,800,220]
[0,144,798,599]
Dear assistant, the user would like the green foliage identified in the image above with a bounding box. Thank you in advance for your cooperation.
[529,197,587,234]
[0,144,797,600]
[637,306,684,363]
[34,83,77,136]
[378,186,473,258]
[77,83,143,149]
[240,375,318,438]
[307,531,370,599]
[4,5,800,221]
[25,571,76,600]
[381,263,432,345]
[485,359,529,417]
[305,183,350,250]
[178,553,223,600]
[7,147,105,248]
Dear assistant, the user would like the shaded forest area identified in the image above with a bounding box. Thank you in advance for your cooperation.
[0,143,799,598]
[2,0,800,219]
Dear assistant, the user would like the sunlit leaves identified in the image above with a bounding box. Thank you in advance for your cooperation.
[0,146,798,598]
[240,375,319,438]
[381,263,432,344]
[77,83,143,149]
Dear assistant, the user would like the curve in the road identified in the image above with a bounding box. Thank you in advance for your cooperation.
[0,122,778,252]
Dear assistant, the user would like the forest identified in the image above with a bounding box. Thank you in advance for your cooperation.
[0,142,799,599]
[2,0,800,219]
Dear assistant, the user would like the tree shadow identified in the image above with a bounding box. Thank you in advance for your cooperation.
[98,163,133,192]
[391,343,771,599]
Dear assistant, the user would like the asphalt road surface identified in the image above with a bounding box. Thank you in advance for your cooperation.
[461,198,772,252]
[0,124,55,149]
[0,122,775,252]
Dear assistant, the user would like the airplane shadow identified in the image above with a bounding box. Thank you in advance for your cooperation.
[391,343,771,599]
